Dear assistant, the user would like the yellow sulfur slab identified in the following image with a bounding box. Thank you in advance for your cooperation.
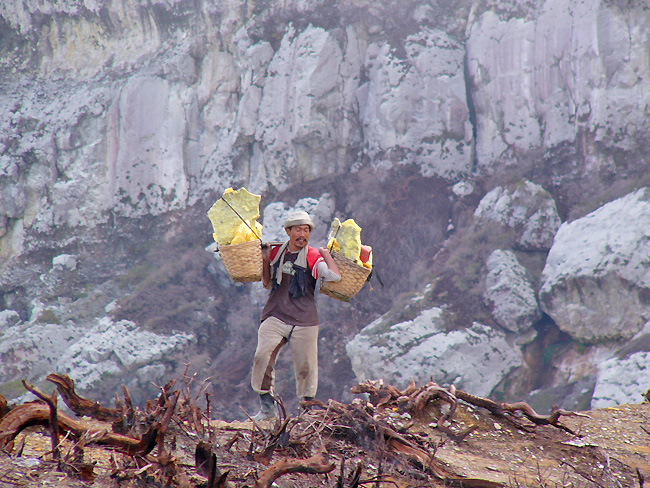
[231,220,263,245]
[207,188,262,245]
[329,218,362,265]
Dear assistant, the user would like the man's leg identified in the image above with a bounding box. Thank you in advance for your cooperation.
[251,317,292,394]
[288,325,319,400]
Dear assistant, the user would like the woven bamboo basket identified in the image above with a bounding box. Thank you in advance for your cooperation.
[320,251,371,302]
[218,239,263,282]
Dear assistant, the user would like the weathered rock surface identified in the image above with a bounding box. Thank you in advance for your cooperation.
[346,307,523,397]
[589,320,650,408]
[0,312,193,402]
[483,249,541,333]
[467,0,650,178]
[359,28,472,178]
[0,1,475,261]
[540,188,650,343]
[55,317,194,392]
[592,350,650,409]
[474,181,562,251]
[0,320,81,388]
[0,310,20,329]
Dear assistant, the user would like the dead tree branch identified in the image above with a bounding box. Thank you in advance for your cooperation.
[253,447,336,488]
[155,390,180,458]
[46,373,123,422]
[0,402,158,456]
[22,380,60,459]
[353,380,587,436]
[308,399,501,488]
[0,394,7,419]
[454,390,588,435]
[351,379,457,421]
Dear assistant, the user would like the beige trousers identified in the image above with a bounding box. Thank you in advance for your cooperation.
[251,316,319,399]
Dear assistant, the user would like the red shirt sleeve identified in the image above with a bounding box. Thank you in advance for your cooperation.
[306,247,324,279]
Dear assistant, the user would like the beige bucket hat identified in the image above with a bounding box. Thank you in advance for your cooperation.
[283,210,314,230]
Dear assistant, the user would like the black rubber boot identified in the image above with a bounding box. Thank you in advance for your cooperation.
[251,393,275,421]
[298,396,314,415]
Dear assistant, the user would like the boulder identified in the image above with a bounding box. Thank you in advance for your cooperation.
[52,254,77,271]
[0,310,20,329]
[484,250,541,333]
[55,317,194,392]
[0,314,193,402]
[474,181,562,251]
[591,321,650,408]
[539,188,650,343]
[346,307,522,397]
[592,351,650,408]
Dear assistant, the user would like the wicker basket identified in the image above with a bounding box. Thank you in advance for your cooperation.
[219,239,263,282]
[320,252,371,302]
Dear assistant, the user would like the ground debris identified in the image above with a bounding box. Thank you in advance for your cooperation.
[0,375,648,487]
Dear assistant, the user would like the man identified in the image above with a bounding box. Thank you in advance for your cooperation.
[250,210,341,420]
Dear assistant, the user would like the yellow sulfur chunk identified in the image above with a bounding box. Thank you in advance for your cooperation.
[207,187,262,245]
[327,238,340,253]
[231,220,263,245]
[329,218,362,265]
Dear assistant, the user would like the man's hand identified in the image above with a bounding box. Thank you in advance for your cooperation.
[318,247,331,257]
[261,243,272,288]
[261,243,272,263]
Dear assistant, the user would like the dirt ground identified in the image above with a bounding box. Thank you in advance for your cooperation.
[0,392,648,488]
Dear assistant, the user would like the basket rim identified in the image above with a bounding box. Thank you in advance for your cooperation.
[218,239,263,282]
[330,251,371,274]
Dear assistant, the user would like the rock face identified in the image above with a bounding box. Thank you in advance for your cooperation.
[346,307,523,397]
[540,188,650,343]
[467,0,650,176]
[483,250,541,334]
[359,28,472,178]
[0,1,475,260]
[56,318,194,392]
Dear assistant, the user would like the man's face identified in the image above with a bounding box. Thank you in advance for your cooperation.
[286,224,311,250]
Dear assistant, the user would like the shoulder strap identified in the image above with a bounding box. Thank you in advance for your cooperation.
[270,244,282,262]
